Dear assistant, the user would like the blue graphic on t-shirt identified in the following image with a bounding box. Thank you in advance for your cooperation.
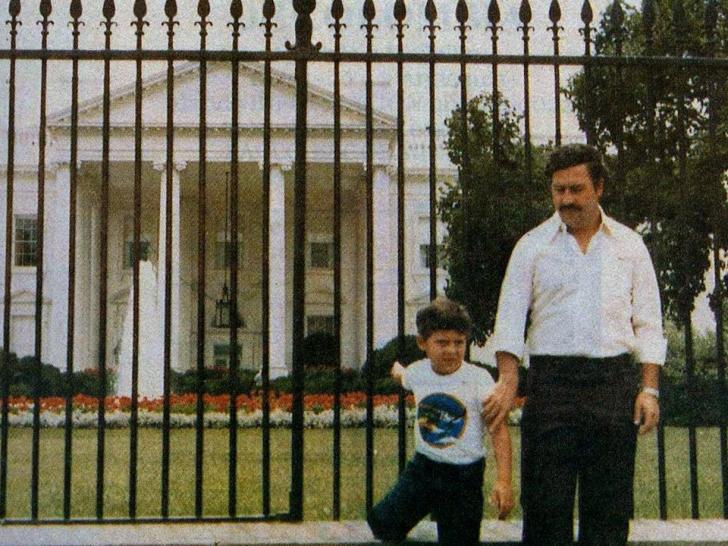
[417,393,466,447]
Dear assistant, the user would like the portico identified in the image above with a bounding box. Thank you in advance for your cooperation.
[36,61,400,380]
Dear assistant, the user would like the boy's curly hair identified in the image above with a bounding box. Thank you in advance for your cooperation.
[416,296,472,340]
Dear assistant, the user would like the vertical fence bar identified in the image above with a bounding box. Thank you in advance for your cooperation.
[259,0,273,517]
[228,0,242,519]
[487,1,501,166]
[518,1,533,184]
[287,0,319,521]
[609,1,626,213]
[393,0,408,475]
[31,0,53,521]
[329,0,344,518]
[195,0,211,520]
[129,0,147,521]
[548,1,562,146]
[0,0,20,521]
[672,0,700,519]
[161,0,178,519]
[424,0,438,300]
[97,0,115,520]
[456,0,470,292]
[641,0,668,520]
[704,0,728,518]
[362,0,377,516]
[63,0,83,521]
[672,0,699,519]
[579,1,595,145]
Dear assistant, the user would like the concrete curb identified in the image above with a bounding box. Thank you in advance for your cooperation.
[0,519,726,545]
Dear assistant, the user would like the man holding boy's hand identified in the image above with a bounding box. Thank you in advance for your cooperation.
[486,144,665,545]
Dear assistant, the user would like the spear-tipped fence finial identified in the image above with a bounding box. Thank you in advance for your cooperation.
[263,0,275,22]
[197,0,210,19]
[487,0,500,24]
[133,0,147,20]
[393,0,406,24]
[518,0,533,38]
[40,0,53,18]
[70,0,82,20]
[455,0,468,26]
[9,0,20,18]
[102,0,114,21]
[165,0,178,20]
[331,0,343,21]
[549,0,561,25]
[581,0,593,25]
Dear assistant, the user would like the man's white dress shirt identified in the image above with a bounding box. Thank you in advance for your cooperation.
[492,209,667,365]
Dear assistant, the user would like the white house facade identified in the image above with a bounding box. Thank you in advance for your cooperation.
[0,61,455,391]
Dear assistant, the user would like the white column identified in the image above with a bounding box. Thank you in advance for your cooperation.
[268,164,289,378]
[155,160,184,371]
[373,165,398,346]
[47,163,70,370]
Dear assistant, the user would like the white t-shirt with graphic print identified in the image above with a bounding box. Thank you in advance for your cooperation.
[402,359,495,465]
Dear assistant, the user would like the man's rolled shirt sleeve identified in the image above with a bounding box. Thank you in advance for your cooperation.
[492,238,534,361]
[631,241,667,365]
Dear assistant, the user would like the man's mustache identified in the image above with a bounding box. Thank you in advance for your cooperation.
[559,204,582,212]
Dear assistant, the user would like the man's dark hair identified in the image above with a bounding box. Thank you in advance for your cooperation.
[544,143,609,187]
[416,296,472,339]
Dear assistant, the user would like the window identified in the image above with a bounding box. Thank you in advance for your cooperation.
[212,342,240,368]
[310,241,334,269]
[14,216,37,267]
[123,240,151,269]
[214,241,243,270]
[306,315,335,336]
[419,243,445,269]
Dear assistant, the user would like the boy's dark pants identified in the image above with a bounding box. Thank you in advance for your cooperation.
[368,453,485,545]
[521,354,639,546]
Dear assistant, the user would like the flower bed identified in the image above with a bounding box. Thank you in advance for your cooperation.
[6,392,523,428]
[6,392,414,429]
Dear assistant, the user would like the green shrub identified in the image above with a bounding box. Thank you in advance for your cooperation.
[0,351,114,397]
[171,367,257,395]
[362,335,425,381]
[269,367,366,394]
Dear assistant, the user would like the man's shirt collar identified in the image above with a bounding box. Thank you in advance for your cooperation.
[549,205,616,241]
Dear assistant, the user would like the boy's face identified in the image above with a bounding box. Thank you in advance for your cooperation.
[417,330,467,375]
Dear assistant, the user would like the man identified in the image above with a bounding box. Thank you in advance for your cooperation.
[484,144,666,545]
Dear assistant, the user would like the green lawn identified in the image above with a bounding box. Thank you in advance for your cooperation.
[4,427,726,521]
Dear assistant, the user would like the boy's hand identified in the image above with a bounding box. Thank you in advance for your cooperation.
[489,480,514,520]
[390,361,405,385]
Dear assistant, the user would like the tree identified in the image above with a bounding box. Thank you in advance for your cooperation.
[564,0,728,322]
[440,94,551,344]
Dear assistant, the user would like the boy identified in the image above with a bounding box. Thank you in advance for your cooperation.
[367,297,514,546]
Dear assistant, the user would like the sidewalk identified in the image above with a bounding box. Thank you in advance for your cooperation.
[0,519,727,545]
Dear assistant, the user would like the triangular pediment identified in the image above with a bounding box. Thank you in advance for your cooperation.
[11,290,51,305]
[49,62,395,131]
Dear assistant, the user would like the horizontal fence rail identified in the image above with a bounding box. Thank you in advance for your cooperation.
[0,0,726,526]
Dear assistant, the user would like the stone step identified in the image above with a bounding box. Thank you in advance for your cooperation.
[0,519,726,545]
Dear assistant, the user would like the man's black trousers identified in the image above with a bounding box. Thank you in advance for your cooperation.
[367,453,485,545]
[521,354,640,546]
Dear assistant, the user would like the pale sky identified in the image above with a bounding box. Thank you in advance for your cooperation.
[0,0,621,163]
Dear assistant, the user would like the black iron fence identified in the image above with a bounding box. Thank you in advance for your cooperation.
[0,0,726,525]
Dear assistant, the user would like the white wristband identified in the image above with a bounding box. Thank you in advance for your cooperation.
[641,386,659,399]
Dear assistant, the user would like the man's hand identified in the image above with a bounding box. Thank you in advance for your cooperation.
[633,391,660,434]
[489,480,514,520]
[483,381,517,432]
[483,352,519,432]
